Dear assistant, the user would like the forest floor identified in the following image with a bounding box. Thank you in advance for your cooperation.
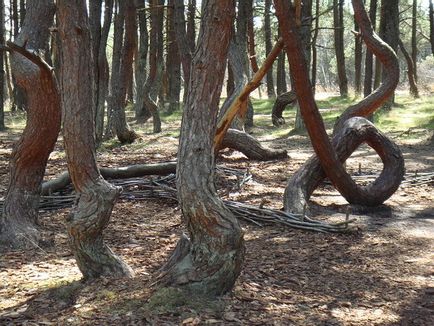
[0,94,433,325]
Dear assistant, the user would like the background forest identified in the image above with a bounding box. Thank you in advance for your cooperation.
[0,0,433,325]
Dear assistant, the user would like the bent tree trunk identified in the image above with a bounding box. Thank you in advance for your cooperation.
[284,118,404,213]
[274,0,403,212]
[157,0,244,296]
[57,0,133,279]
[271,90,297,127]
[0,0,60,249]
[398,39,419,98]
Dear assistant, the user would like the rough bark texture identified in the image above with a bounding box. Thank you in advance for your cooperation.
[57,0,133,279]
[166,0,181,114]
[0,0,61,249]
[276,48,287,95]
[333,0,348,97]
[284,117,405,213]
[398,39,419,98]
[271,90,297,127]
[363,0,377,97]
[222,129,288,161]
[264,0,275,98]
[157,0,245,296]
[107,0,138,143]
[275,0,403,210]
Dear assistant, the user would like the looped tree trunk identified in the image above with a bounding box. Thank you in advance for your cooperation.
[274,0,403,212]
[284,117,405,213]
[271,90,297,127]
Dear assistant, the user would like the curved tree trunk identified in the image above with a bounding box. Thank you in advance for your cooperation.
[157,0,244,296]
[284,118,404,213]
[57,0,133,279]
[271,90,297,127]
[0,0,61,249]
[222,129,288,161]
[275,0,403,209]
[398,39,419,98]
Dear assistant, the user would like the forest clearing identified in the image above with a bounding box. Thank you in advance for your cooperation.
[1,93,433,325]
[0,0,434,325]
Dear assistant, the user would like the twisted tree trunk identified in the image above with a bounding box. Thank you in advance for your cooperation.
[57,0,133,279]
[398,39,419,98]
[275,0,403,212]
[0,0,61,249]
[157,0,244,296]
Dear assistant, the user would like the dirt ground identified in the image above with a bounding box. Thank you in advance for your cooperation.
[0,114,433,325]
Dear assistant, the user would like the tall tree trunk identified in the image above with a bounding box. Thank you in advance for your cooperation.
[311,0,320,93]
[333,0,348,97]
[134,1,149,122]
[107,0,138,143]
[166,0,181,114]
[429,0,434,55]
[411,0,417,82]
[0,0,61,249]
[276,50,287,95]
[94,0,113,145]
[137,0,163,134]
[364,0,377,97]
[294,0,312,132]
[0,0,5,131]
[247,2,262,98]
[354,19,362,96]
[19,0,26,26]
[379,0,399,110]
[220,0,254,129]
[173,0,192,106]
[157,0,244,296]
[264,0,275,98]
[398,39,419,98]
[57,0,133,279]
